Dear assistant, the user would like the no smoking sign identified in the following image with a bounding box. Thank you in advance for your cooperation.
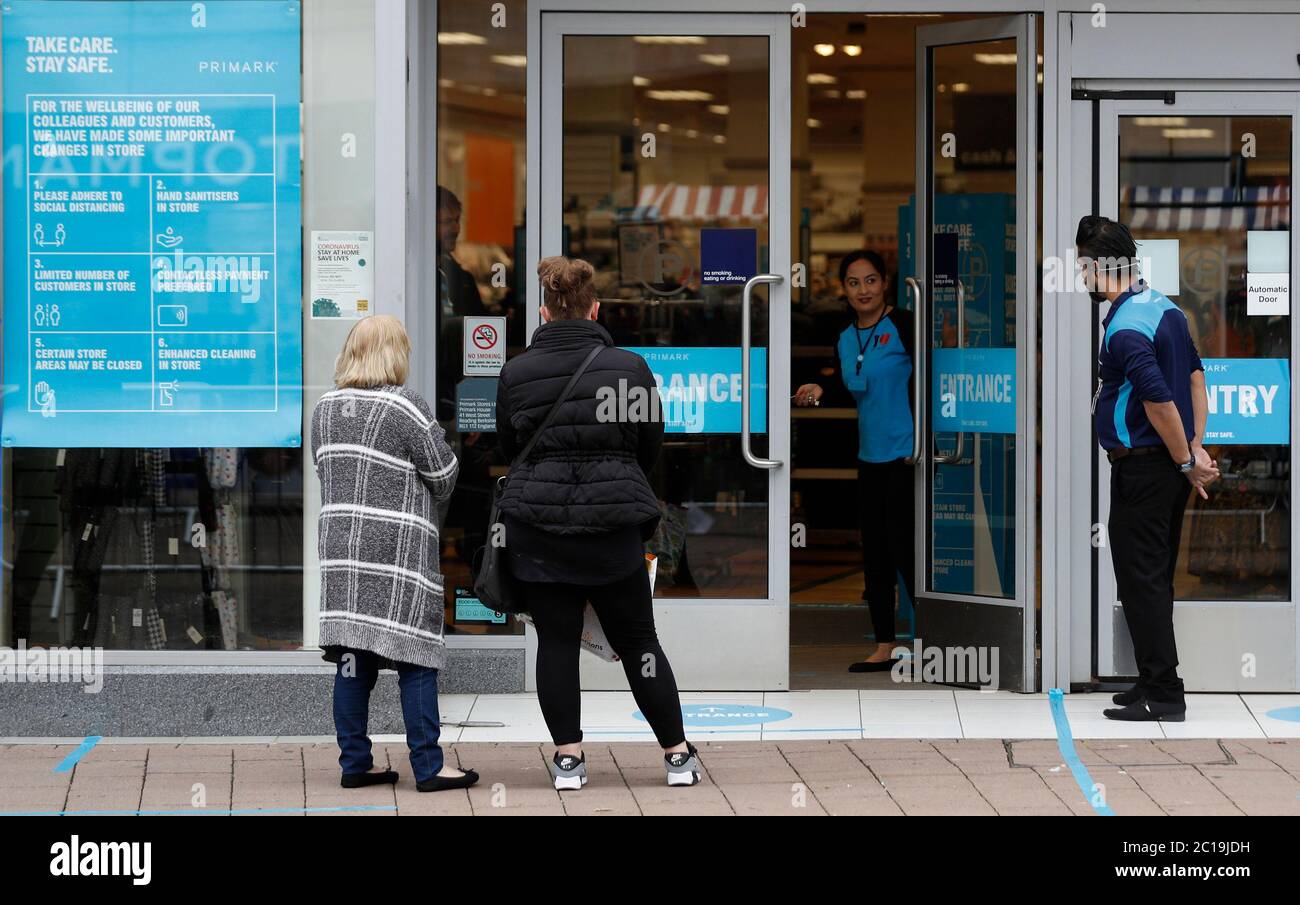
[463,315,506,376]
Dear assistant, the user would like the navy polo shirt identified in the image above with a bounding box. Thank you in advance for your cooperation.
[1094,281,1203,451]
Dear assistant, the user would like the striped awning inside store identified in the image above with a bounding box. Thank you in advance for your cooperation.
[1123,185,1291,232]
[630,183,769,223]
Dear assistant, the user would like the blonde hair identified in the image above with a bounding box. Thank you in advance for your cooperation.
[538,255,597,319]
[333,315,411,388]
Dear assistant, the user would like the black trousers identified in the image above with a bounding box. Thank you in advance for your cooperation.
[1108,453,1190,706]
[858,458,916,645]
[523,565,686,749]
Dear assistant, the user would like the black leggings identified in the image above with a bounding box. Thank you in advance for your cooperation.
[858,458,916,644]
[523,565,686,749]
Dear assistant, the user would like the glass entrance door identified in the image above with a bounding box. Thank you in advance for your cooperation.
[1095,92,1298,692]
[911,16,1038,692]
[537,12,791,689]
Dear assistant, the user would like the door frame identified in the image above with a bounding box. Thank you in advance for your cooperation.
[530,10,793,689]
[1092,89,1300,691]
[911,14,1040,692]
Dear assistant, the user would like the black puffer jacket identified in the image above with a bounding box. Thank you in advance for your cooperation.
[495,318,663,538]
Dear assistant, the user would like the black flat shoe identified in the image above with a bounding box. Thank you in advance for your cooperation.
[1103,699,1186,722]
[416,768,480,793]
[848,659,899,673]
[1112,684,1143,706]
[340,769,398,788]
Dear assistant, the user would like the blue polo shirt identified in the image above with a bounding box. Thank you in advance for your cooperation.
[1095,281,1203,451]
[838,312,914,462]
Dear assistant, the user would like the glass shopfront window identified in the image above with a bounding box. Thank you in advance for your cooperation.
[1,0,378,653]
[1118,113,1292,602]
[435,0,527,634]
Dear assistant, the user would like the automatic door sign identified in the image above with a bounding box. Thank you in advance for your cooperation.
[464,316,506,376]
[1,0,303,448]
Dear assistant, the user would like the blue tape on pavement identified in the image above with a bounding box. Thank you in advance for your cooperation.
[1048,689,1115,816]
[52,736,101,773]
[1,805,399,817]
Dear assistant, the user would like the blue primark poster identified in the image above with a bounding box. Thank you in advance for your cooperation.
[2,1,302,447]
[624,347,768,434]
[1202,358,1290,445]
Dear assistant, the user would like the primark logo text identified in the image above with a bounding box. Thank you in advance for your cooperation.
[50,836,151,886]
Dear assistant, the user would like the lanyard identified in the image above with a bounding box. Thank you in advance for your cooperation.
[852,308,890,375]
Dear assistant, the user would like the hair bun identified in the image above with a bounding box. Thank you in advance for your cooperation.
[538,256,593,294]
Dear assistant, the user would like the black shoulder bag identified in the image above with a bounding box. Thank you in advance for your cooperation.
[472,344,603,614]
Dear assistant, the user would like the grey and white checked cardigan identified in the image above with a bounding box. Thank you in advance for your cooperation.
[310,385,459,669]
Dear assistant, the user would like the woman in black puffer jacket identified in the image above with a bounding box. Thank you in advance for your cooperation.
[495,256,698,791]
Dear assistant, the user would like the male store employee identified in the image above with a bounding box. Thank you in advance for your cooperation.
[1078,215,1220,722]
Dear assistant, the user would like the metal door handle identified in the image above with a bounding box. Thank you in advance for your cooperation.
[741,274,782,470]
[904,277,924,466]
[934,280,967,465]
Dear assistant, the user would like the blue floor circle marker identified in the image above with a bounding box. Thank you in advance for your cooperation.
[1264,706,1300,723]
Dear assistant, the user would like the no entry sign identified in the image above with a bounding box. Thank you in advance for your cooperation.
[463,315,506,376]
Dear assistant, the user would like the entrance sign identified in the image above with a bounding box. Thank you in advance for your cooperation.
[931,347,1017,434]
[463,315,506,376]
[625,346,767,434]
[2,0,303,447]
[1202,358,1290,445]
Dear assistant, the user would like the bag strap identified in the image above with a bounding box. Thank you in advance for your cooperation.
[512,344,604,468]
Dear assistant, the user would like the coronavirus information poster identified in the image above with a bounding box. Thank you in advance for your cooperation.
[2,1,303,447]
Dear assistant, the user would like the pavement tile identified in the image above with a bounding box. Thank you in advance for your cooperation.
[0,737,1296,815]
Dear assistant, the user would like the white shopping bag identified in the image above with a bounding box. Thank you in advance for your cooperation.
[516,554,657,663]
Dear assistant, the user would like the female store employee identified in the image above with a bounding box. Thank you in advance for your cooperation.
[794,250,916,672]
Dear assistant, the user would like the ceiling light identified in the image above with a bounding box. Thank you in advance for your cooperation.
[708,104,730,115]
[712,134,726,144]
[1163,128,1215,139]
[633,75,651,86]
[814,43,835,56]
[634,35,707,44]
[807,73,837,85]
[699,53,730,66]
[846,89,867,99]
[645,89,713,101]
[974,52,1017,65]
[658,122,672,132]
[807,118,822,128]
[686,128,699,138]
[952,82,970,92]
[824,89,841,98]
[438,32,486,45]
[1134,116,1189,126]
[491,54,527,68]
[842,45,862,57]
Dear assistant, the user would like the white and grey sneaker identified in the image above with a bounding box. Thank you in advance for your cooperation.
[665,743,701,787]
[550,751,587,791]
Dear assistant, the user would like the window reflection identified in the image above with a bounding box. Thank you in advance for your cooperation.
[1119,114,1292,601]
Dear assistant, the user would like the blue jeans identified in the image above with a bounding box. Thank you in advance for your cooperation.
[332,649,444,783]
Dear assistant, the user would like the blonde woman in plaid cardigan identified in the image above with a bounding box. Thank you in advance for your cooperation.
[311,315,477,793]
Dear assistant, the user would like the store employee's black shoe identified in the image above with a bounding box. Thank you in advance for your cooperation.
[1111,684,1144,706]
[340,769,398,788]
[848,659,899,673]
[1103,699,1186,722]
